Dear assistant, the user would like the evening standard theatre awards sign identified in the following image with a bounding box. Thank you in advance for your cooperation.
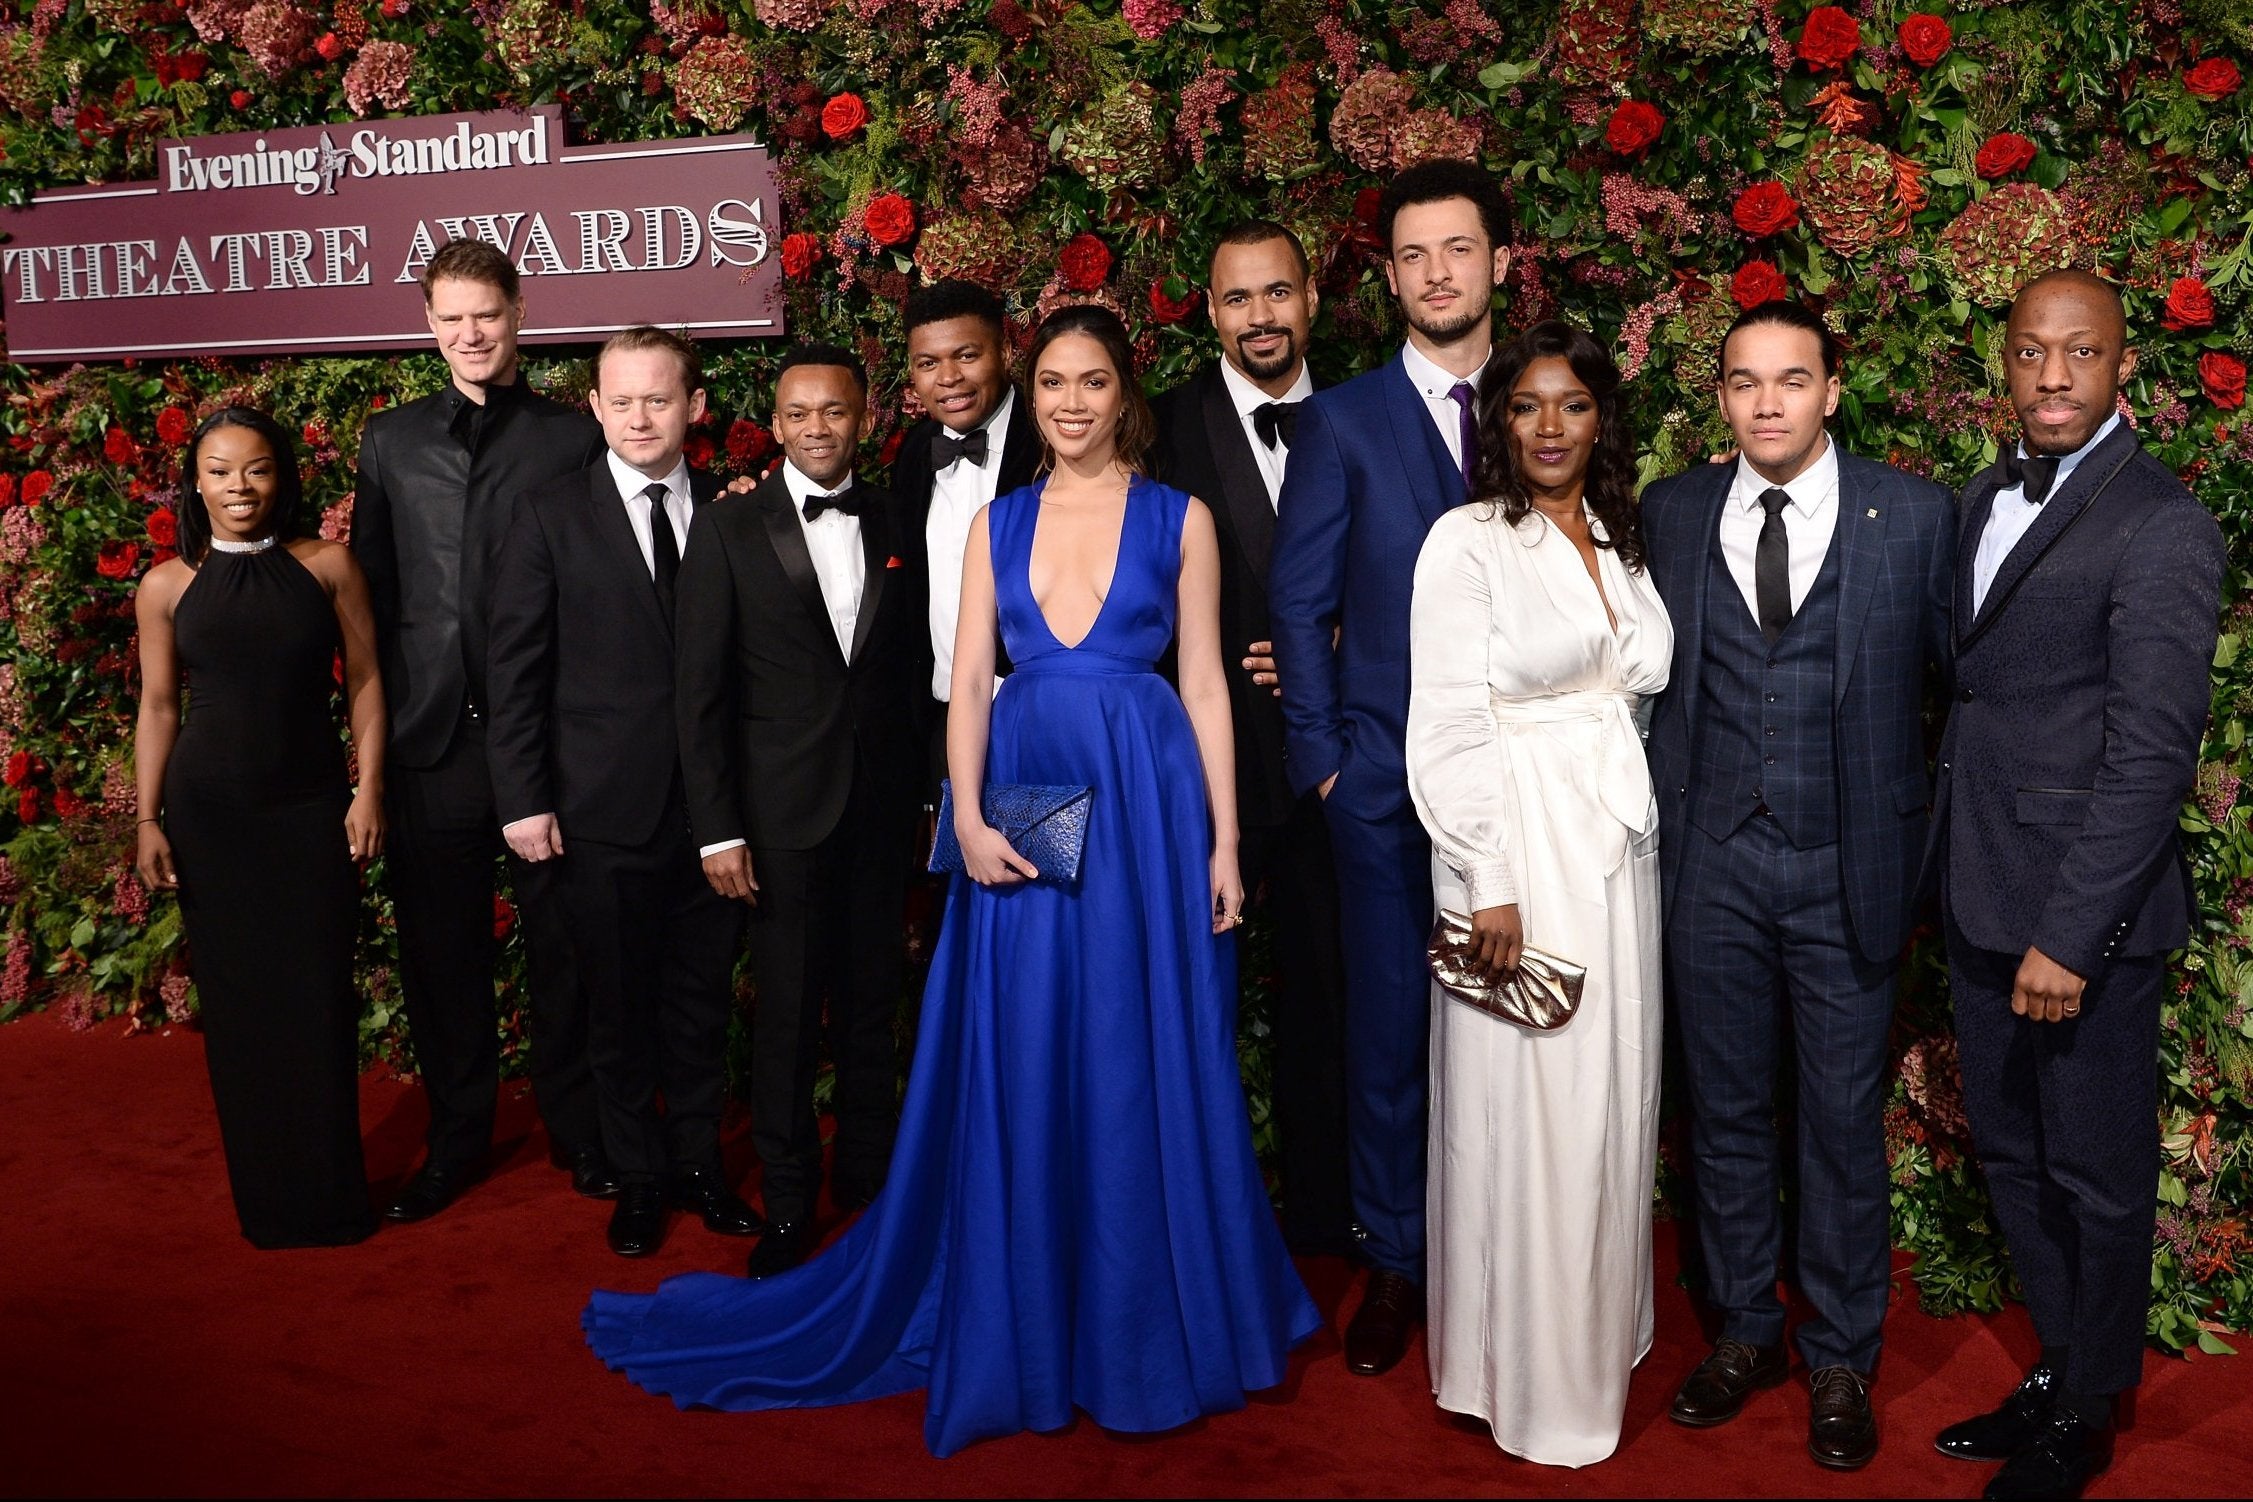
[0,106,782,363]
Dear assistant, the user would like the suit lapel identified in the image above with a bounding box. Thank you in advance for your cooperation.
[1953,470,2001,651]
[1961,423,2139,650]
[1198,366,1279,584]
[997,390,1040,493]
[585,464,671,638]
[1676,464,1734,739]
[1830,454,1887,706]
[1381,354,1463,525]
[847,486,888,665]
[756,473,846,667]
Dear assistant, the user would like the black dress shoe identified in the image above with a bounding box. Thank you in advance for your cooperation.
[607,1184,669,1258]
[550,1146,623,1200]
[383,1161,479,1223]
[1983,1408,2113,1500]
[672,1166,764,1236]
[1668,1338,1789,1427]
[1807,1366,1879,1470]
[746,1219,812,1279]
[1342,1270,1423,1376]
[1936,1364,2060,1462]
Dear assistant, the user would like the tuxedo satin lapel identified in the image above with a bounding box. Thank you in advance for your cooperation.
[1831,458,1887,707]
[1381,356,1462,525]
[848,490,887,665]
[1953,471,2001,650]
[585,465,671,638]
[1678,464,1734,740]
[757,476,845,666]
[1964,422,2139,645]
[998,391,1041,491]
[1198,368,1278,583]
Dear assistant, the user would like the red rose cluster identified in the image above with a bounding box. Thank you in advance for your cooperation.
[1974,133,2037,180]
[1732,182,1800,238]
[1897,14,1952,69]
[821,92,870,143]
[1797,6,1862,72]
[779,231,823,280]
[1147,279,1199,325]
[2163,276,2216,333]
[1605,100,1664,159]
[2201,353,2247,411]
[1730,260,1789,310]
[1059,233,1112,292]
[864,193,916,248]
[2184,58,2242,101]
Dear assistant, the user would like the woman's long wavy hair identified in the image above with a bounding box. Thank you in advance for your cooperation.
[175,407,305,566]
[1023,303,1155,477]
[1468,320,1646,573]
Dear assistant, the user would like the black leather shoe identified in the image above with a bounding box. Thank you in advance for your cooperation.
[607,1184,669,1258]
[1982,1408,2113,1500]
[1668,1338,1789,1427]
[673,1166,764,1236]
[1936,1364,2060,1462]
[746,1219,812,1279]
[1807,1366,1878,1470]
[383,1161,479,1223]
[550,1146,623,1200]
[1342,1270,1423,1376]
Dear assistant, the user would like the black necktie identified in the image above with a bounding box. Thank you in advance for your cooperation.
[932,427,990,470]
[1755,486,1793,644]
[2000,448,2061,505]
[1251,401,1299,451]
[641,482,679,600]
[802,489,865,522]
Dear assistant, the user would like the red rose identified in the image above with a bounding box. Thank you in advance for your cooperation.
[1732,181,1801,237]
[1730,259,1789,310]
[684,433,717,469]
[1059,232,1112,292]
[18,788,39,823]
[1604,100,1665,158]
[2163,276,2216,332]
[228,89,250,109]
[315,31,345,62]
[821,92,870,142]
[53,786,89,819]
[3,750,31,787]
[1147,278,1199,325]
[1974,133,2037,180]
[1797,6,1863,72]
[175,50,208,83]
[146,508,179,547]
[302,420,328,448]
[864,192,916,248]
[155,407,192,447]
[492,894,516,940]
[2185,58,2243,101]
[21,469,53,506]
[96,540,141,580]
[879,428,906,468]
[725,418,775,466]
[1897,14,1951,68]
[779,232,823,280]
[103,425,138,466]
[2201,352,2248,410]
[0,474,16,509]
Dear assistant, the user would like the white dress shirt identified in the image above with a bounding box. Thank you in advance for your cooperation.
[605,449,694,578]
[926,386,1016,701]
[1399,338,1489,472]
[1972,413,2122,613]
[1218,357,1314,509]
[779,460,866,659]
[1718,436,1841,622]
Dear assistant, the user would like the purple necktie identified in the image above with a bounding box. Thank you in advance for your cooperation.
[1447,380,1479,493]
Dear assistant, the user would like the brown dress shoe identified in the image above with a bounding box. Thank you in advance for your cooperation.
[1808,1365,1878,1470]
[1342,1270,1423,1376]
[1668,1337,1788,1426]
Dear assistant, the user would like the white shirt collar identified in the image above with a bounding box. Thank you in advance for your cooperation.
[1217,357,1313,420]
[1730,434,1839,519]
[606,449,690,507]
[780,459,855,508]
[2015,412,2123,498]
[1399,338,1488,400]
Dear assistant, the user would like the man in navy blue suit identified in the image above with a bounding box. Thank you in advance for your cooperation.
[1643,301,1953,1470]
[1269,158,1512,1377]
[1930,271,2222,1502]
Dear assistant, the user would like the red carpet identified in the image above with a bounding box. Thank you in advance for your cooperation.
[3,1008,2246,1499]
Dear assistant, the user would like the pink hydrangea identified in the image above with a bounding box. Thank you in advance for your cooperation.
[1122,0,1182,39]
[945,64,1009,151]
[673,33,759,128]
[1,930,31,1010]
[343,39,415,116]
[112,863,150,925]
[160,973,196,1024]
[182,0,251,44]
[754,0,827,30]
[237,0,316,79]
[1174,65,1237,165]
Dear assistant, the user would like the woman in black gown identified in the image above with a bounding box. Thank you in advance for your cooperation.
[133,408,388,1249]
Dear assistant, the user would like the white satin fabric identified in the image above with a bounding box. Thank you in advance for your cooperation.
[1405,503,1673,1467]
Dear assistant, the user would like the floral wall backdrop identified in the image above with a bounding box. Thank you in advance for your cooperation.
[0,0,2249,1348]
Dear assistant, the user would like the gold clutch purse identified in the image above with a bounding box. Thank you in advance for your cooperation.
[1426,910,1587,1031]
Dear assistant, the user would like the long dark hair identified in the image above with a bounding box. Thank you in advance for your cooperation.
[1023,304,1155,476]
[175,407,305,565]
[1469,320,1645,572]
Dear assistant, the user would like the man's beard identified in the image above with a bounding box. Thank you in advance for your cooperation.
[1233,326,1301,383]
[1401,292,1490,347]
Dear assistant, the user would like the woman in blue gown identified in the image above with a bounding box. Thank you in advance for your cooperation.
[584,305,1320,1456]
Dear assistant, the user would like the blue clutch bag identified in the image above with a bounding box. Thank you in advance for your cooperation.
[928,781,1093,885]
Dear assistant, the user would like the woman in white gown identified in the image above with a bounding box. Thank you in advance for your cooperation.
[1405,320,1672,1467]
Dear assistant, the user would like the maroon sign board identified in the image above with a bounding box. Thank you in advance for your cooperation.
[0,106,783,363]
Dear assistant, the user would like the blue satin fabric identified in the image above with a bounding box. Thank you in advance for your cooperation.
[584,475,1320,1456]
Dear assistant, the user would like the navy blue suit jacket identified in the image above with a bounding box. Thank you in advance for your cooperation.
[1269,352,1467,823]
[1644,449,1954,963]
[1931,423,2223,976]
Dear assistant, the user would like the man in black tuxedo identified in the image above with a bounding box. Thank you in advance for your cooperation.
[1930,271,2223,1500]
[351,238,610,1221]
[485,327,761,1258]
[889,279,1039,799]
[1149,221,1352,1256]
[676,345,930,1278]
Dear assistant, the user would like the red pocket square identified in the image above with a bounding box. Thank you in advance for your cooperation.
[886,555,906,569]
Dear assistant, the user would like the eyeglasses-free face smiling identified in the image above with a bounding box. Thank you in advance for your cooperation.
[1031,332,1124,467]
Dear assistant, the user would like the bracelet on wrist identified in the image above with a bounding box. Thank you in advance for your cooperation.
[137,817,160,826]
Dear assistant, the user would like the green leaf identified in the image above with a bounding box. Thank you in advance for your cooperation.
[1478,61,1539,90]
[2198,1331,2238,1356]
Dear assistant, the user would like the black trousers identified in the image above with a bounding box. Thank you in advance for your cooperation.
[1948,917,2164,1397]
[559,822,742,1182]
[384,716,598,1170]
[745,777,918,1222]
[1242,789,1354,1252]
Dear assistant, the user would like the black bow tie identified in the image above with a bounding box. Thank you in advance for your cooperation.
[802,489,865,522]
[932,427,990,470]
[1251,401,1299,451]
[2000,449,2062,505]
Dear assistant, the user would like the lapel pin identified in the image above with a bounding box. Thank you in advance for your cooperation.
[1865,508,1879,519]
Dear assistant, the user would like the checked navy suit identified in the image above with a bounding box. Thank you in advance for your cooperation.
[1644,443,1952,1374]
